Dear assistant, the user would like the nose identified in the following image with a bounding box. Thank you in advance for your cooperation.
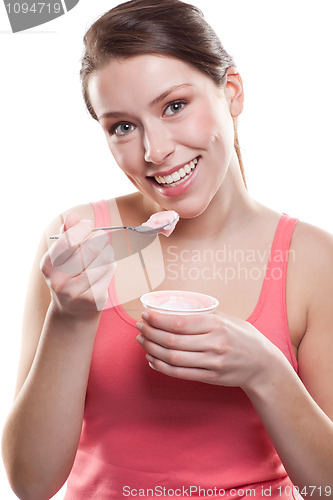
[143,122,175,164]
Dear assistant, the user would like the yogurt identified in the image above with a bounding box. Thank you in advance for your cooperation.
[140,290,219,315]
[141,210,179,237]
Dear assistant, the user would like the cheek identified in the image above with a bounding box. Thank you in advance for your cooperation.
[183,109,217,147]
[207,107,235,157]
[108,142,140,175]
[178,104,233,150]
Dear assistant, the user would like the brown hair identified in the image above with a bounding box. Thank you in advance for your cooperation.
[81,0,246,186]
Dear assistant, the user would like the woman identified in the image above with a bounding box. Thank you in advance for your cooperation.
[2,0,333,498]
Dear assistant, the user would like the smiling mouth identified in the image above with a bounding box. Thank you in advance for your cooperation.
[152,157,199,187]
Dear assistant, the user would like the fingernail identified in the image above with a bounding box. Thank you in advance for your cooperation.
[136,321,143,331]
[149,362,158,371]
[142,312,149,321]
[136,334,144,345]
[146,354,154,363]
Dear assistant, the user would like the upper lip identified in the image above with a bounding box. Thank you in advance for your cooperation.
[147,156,199,178]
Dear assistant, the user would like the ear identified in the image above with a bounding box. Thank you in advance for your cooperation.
[225,66,244,117]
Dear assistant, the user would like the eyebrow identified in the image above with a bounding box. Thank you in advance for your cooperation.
[98,84,193,121]
[149,83,193,106]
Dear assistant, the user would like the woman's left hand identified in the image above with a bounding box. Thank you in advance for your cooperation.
[136,311,284,392]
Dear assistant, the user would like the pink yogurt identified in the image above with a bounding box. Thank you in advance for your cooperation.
[140,290,219,315]
[141,210,179,237]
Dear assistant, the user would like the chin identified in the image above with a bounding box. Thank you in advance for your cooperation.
[172,199,212,220]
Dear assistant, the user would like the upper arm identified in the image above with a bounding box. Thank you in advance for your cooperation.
[14,203,95,398]
[297,224,333,420]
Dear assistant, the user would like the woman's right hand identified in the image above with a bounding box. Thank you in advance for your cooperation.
[40,212,116,318]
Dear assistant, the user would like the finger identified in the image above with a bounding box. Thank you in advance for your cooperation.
[63,212,80,231]
[49,219,93,268]
[67,245,116,295]
[57,212,82,248]
[84,245,116,288]
[80,231,112,270]
[81,264,116,311]
[44,241,115,306]
[142,311,217,335]
[65,262,115,296]
[41,246,83,280]
[138,335,208,368]
[54,258,115,313]
[146,355,217,384]
[137,321,209,352]
[52,231,112,276]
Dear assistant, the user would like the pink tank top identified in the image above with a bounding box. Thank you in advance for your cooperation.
[64,201,298,499]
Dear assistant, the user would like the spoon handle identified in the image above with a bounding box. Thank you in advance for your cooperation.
[48,225,160,240]
[48,217,177,240]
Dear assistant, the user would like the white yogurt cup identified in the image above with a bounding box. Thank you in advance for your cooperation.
[140,290,219,315]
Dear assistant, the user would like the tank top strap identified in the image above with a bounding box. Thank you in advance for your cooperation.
[89,200,114,310]
[247,213,299,370]
[90,199,111,228]
[248,213,298,318]
[265,213,298,279]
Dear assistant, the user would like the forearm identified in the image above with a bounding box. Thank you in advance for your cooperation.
[245,353,333,497]
[2,304,101,500]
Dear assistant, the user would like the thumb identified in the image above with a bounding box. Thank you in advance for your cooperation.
[62,212,81,233]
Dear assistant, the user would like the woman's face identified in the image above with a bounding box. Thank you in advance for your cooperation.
[88,54,239,218]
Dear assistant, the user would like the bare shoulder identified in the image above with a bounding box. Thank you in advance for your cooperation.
[291,219,333,256]
[290,220,333,309]
[291,221,333,418]
[44,202,96,239]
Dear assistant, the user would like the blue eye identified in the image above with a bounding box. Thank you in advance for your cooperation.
[110,123,135,136]
[164,100,187,117]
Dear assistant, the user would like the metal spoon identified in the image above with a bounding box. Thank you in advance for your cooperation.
[49,217,178,240]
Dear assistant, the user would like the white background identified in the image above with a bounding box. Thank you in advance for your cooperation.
[0,1,332,498]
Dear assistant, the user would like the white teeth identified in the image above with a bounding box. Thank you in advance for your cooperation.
[171,171,181,182]
[154,157,199,186]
